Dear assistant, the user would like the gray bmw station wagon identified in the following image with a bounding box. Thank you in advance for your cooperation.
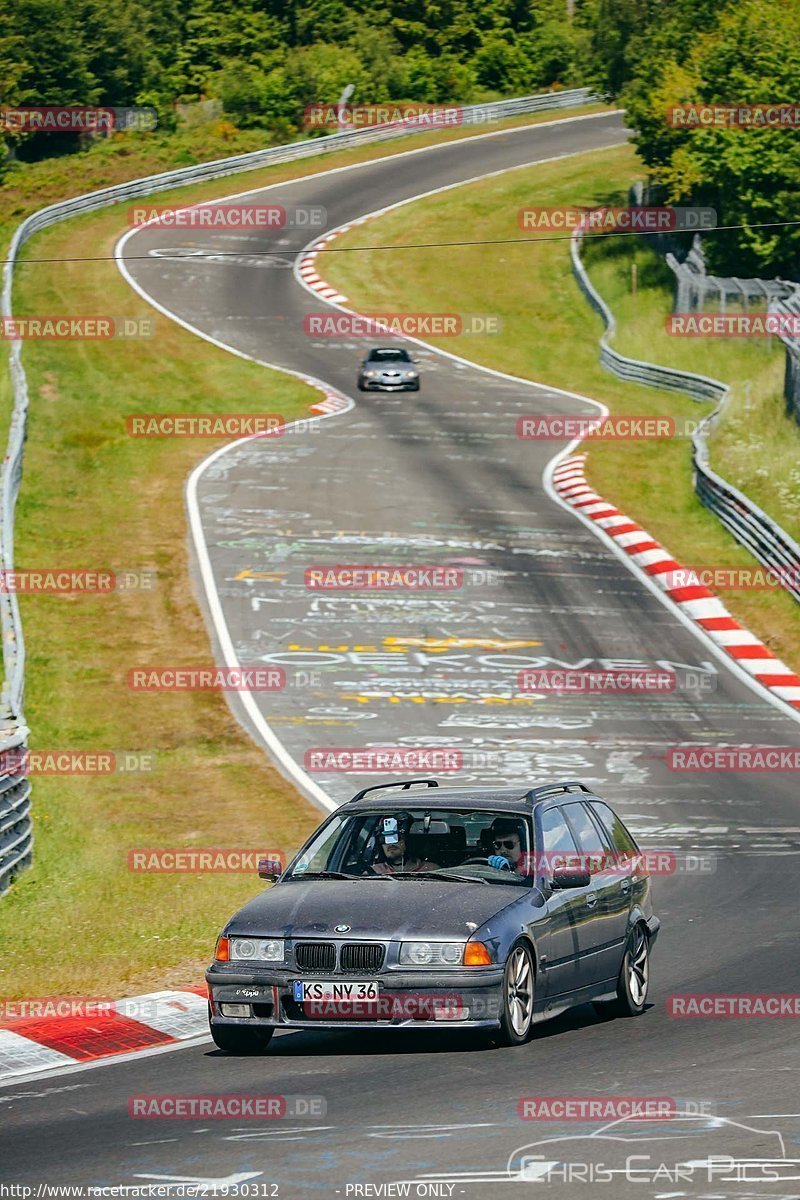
[206,779,660,1052]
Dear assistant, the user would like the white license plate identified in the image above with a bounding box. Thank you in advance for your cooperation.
[294,980,379,1002]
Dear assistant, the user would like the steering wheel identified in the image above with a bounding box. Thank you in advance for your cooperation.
[462,856,511,871]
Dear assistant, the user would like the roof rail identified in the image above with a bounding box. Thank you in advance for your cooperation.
[525,780,592,803]
[349,778,440,804]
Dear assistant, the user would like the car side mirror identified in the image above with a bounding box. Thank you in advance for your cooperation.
[551,866,591,889]
[258,856,282,883]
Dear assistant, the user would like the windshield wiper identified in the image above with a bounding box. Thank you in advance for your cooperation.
[287,870,353,880]
[389,870,490,884]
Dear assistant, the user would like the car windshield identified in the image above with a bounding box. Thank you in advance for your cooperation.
[368,348,411,362]
[284,808,532,885]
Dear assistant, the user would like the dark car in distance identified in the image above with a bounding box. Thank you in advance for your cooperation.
[206,779,660,1052]
[357,346,420,391]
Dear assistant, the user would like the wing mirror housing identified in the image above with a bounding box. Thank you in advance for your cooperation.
[258,856,283,883]
[551,866,591,889]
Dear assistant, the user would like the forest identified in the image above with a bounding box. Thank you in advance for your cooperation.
[1,0,798,274]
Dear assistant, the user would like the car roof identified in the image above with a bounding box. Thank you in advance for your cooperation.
[337,782,602,816]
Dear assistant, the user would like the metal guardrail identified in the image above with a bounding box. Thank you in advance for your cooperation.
[665,234,800,426]
[0,725,31,893]
[0,88,595,893]
[769,288,800,423]
[571,226,800,603]
[666,237,794,314]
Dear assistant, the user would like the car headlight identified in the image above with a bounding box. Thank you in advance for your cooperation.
[362,370,378,377]
[399,941,464,966]
[406,372,418,378]
[229,936,284,963]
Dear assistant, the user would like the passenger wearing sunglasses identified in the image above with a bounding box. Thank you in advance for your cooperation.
[487,817,527,873]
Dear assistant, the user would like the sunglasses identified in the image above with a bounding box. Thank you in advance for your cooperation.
[493,837,519,850]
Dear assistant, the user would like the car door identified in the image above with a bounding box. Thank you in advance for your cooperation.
[534,805,596,1000]
[562,800,631,986]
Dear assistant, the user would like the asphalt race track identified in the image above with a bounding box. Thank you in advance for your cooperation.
[3,111,800,1198]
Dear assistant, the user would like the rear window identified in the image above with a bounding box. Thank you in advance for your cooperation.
[589,801,640,854]
[368,348,410,362]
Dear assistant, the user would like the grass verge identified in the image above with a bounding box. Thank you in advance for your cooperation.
[323,142,800,669]
[583,234,799,544]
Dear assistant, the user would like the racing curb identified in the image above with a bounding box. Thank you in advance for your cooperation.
[552,454,800,709]
[0,988,209,1082]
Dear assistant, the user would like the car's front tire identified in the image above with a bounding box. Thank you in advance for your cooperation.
[209,1013,274,1055]
[594,923,650,1018]
[494,940,535,1046]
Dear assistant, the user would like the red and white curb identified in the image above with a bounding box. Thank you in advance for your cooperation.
[0,988,209,1082]
[298,216,381,308]
[310,392,351,415]
[298,229,352,304]
[552,455,800,710]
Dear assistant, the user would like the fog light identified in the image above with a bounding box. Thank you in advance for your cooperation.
[220,1002,251,1018]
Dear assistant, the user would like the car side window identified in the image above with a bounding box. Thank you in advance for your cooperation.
[539,807,579,856]
[563,802,610,873]
[589,802,639,854]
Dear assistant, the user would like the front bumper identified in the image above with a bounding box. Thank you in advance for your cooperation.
[206,965,504,1030]
[358,377,419,390]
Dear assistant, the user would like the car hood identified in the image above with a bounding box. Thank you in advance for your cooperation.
[226,878,520,940]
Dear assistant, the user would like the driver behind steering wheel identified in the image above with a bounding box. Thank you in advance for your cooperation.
[487,817,528,874]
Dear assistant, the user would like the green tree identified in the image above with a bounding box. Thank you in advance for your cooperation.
[629,0,800,276]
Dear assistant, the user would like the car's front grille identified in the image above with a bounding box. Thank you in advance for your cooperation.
[294,941,336,971]
[340,943,385,973]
